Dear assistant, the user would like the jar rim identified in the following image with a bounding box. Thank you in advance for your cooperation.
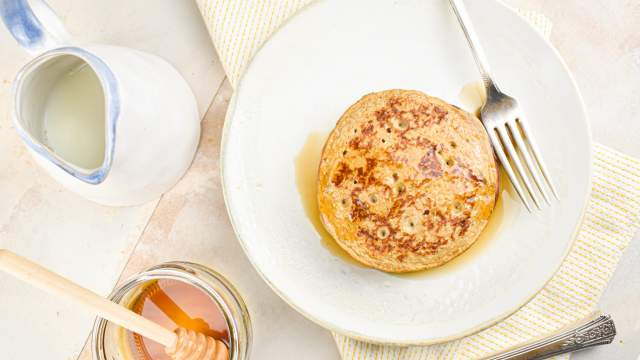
[91,261,251,360]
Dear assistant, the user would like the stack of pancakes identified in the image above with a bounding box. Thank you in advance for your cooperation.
[317,90,498,272]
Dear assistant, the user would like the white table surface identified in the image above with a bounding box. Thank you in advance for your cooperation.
[1,1,638,359]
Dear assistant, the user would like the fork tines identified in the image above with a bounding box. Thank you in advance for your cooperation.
[486,116,558,211]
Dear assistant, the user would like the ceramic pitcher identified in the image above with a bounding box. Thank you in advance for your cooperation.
[1,0,200,206]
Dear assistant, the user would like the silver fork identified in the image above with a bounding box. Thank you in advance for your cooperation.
[448,0,558,211]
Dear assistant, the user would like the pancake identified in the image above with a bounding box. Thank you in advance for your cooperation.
[317,89,498,272]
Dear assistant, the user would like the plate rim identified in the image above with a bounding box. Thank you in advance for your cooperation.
[219,0,593,345]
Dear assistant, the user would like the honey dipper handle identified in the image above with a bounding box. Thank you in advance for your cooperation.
[0,249,177,348]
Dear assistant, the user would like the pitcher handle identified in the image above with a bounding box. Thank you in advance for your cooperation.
[0,0,71,55]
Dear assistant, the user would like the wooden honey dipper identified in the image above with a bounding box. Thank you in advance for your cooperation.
[0,249,228,360]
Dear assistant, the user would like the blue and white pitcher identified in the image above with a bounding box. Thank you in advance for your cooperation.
[1,0,200,206]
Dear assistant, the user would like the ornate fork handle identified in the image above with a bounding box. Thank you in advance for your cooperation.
[484,314,616,360]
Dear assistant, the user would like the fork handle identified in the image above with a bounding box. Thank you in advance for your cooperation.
[483,313,616,360]
[448,0,496,91]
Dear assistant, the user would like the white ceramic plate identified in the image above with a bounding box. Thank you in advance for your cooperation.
[221,0,591,344]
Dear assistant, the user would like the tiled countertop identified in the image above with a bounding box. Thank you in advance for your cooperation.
[1,1,638,359]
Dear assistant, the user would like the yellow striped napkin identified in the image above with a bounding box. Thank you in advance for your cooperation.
[195,1,640,358]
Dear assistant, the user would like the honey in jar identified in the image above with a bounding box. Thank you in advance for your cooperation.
[127,279,230,360]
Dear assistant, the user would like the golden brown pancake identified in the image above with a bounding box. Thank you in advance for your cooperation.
[317,90,498,272]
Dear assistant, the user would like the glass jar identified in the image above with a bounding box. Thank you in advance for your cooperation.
[92,262,251,360]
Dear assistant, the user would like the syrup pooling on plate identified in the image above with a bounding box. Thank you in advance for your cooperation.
[127,279,230,360]
[295,132,364,266]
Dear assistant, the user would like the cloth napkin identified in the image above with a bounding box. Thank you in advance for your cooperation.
[194,1,640,358]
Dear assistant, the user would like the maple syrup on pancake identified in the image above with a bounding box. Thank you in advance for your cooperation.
[395,82,517,278]
[126,279,230,359]
[295,105,515,276]
[394,171,516,278]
